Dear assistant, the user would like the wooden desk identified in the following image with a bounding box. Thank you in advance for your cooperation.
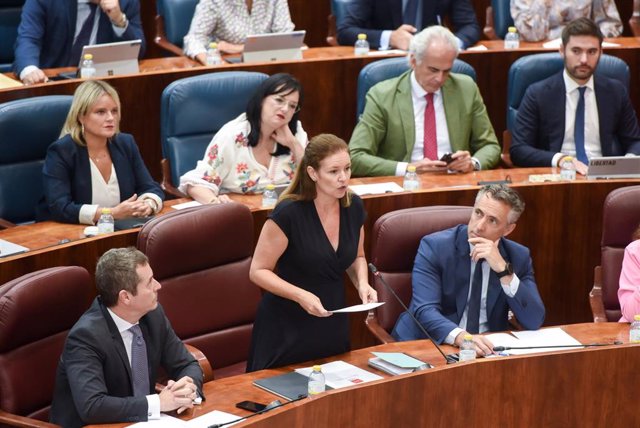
[87,322,637,427]
[2,169,638,347]
[3,39,640,180]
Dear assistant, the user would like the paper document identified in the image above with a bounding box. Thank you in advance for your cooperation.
[543,38,620,49]
[0,239,29,257]
[128,414,186,427]
[372,352,425,369]
[368,49,407,57]
[466,44,488,51]
[171,200,202,210]
[331,302,384,313]
[349,182,405,196]
[486,328,583,355]
[186,410,242,427]
[295,360,382,389]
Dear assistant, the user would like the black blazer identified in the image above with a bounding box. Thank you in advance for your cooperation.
[337,0,480,49]
[511,72,640,167]
[50,298,203,428]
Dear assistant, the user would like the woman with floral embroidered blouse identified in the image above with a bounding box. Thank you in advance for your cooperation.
[179,73,307,204]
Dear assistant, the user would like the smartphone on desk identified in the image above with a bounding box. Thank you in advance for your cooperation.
[439,152,454,164]
[236,400,267,413]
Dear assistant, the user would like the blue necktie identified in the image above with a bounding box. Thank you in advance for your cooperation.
[129,325,150,397]
[70,3,98,66]
[404,0,419,27]
[466,260,483,334]
[574,87,589,165]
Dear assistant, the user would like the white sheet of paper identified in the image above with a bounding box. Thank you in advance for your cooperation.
[542,38,620,49]
[466,44,488,51]
[331,302,385,313]
[128,414,186,427]
[368,49,407,56]
[0,239,29,257]
[487,328,583,355]
[186,410,242,427]
[171,200,202,210]
[349,182,405,196]
[295,360,383,389]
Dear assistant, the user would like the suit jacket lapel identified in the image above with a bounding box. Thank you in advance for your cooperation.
[593,75,611,156]
[455,226,471,320]
[98,299,134,385]
[547,73,567,153]
[391,0,403,28]
[441,78,463,151]
[397,73,416,161]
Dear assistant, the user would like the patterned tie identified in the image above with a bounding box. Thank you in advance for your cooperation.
[423,93,438,160]
[129,324,150,397]
[574,87,589,165]
[70,3,98,66]
[466,260,484,334]
[403,0,419,27]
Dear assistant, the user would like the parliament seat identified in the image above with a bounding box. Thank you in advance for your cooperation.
[590,185,640,322]
[0,4,23,72]
[326,0,352,46]
[366,206,473,343]
[137,202,261,379]
[154,0,199,56]
[160,71,268,197]
[356,56,477,119]
[483,0,513,40]
[0,266,93,427]
[0,95,73,228]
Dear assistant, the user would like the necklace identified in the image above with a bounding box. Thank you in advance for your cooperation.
[89,152,109,163]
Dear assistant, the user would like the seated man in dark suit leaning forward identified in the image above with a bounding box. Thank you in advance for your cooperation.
[392,185,545,356]
[349,25,501,177]
[510,17,640,175]
[50,247,203,427]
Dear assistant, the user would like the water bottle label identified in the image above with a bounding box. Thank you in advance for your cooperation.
[308,380,325,395]
[630,328,640,343]
[97,223,114,234]
[459,349,476,361]
[403,179,419,191]
[560,169,576,181]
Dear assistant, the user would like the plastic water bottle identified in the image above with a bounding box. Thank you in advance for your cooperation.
[459,334,476,361]
[354,33,369,55]
[206,42,222,65]
[80,54,96,78]
[307,365,326,396]
[403,165,420,191]
[504,27,520,49]
[630,315,640,343]
[560,156,576,181]
[262,184,278,208]
[97,208,114,234]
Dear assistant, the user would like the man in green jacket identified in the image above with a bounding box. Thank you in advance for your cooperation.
[350,25,500,177]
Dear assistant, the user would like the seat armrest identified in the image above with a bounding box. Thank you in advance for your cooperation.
[0,410,60,428]
[483,6,499,40]
[161,159,189,199]
[365,310,397,344]
[500,130,514,168]
[589,266,608,323]
[0,218,17,229]
[630,0,640,38]
[154,15,187,57]
[185,343,215,383]
[326,14,338,46]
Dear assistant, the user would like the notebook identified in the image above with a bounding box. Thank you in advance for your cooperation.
[253,371,332,400]
[78,39,142,77]
[587,156,640,179]
[242,31,306,63]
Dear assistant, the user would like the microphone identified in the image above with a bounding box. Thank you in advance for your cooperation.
[208,394,306,428]
[493,342,620,353]
[368,263,458,364]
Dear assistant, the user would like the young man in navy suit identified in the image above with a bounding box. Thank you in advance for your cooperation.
[510,17,640,174]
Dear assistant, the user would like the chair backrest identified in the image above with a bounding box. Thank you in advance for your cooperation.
[156,0,199,48]
[0,5,22,72]
[160,71,269,187]
[137,202,261,379]
[599,185,640,321]
[0,266,93,420]
[506,53,630,132]
[0,95,73,224]
[331,0,352,26]
[491,0,514,39]
[369,206,473,333]
[356,57,477,118]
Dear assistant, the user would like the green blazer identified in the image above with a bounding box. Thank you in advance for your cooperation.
[349,70,500,177]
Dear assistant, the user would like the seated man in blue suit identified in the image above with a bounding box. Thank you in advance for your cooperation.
[337,0,480,50]
[14,0,145,85]
[510,17,640,175]
[392,184,545,356]
[50,248,203,427]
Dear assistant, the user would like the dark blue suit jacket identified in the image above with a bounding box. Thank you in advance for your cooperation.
[37,133,163,224]
[50,298,203,427]
[337,0,480,49]
[13,0,145,76]
[392,224,545,344]
[511,72,640,167]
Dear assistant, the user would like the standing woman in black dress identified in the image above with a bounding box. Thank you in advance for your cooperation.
[247,134,378,371]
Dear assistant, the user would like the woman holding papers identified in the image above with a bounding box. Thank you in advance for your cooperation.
[179,73,307,204]
[37,80,163,224]
[618,225,640,322]
[247,134,378,371]
[183,0,295,63]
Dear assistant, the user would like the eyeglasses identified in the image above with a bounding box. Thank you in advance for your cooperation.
[271,95,300,113]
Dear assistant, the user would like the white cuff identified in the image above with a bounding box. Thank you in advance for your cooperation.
[500,272,520,297]
[395,162,409,176]
[445,327,464,345]
[79,204,99,225]
[379,31,392,50]
[139,193,163,214]
[551,152,564,167]
[147,394,160,419]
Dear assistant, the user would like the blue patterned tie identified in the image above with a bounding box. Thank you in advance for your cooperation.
[574,87,589,165]
[129,325,150,397]
[466,260,484,334]
[70,3,98,66]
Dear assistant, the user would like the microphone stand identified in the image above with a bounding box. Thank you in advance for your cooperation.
[368,263,458,364]
[208,394,306,428]
[493,342,621,352]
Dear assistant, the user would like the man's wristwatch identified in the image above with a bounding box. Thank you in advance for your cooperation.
[495,262,513,278]
[113,13,127,28]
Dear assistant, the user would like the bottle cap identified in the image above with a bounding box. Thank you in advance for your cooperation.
[101,208,112,214]
[562,156,574,162]
[407,165,417,172]
[83,53,93,60]
[209,42,218,49]
[464,334,473,340]
[312,365,322,372]
[265,184,275,190]
[508,26,517,33]
[635,314,640,321]
[357,33,367,40]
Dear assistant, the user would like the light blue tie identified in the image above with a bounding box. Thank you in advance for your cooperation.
[574,87,589,165]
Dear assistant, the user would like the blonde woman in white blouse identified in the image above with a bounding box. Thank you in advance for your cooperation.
[183,0,295,64]
[179,73,307,204]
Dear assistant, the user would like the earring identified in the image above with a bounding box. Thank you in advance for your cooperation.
[81,123,85,136]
